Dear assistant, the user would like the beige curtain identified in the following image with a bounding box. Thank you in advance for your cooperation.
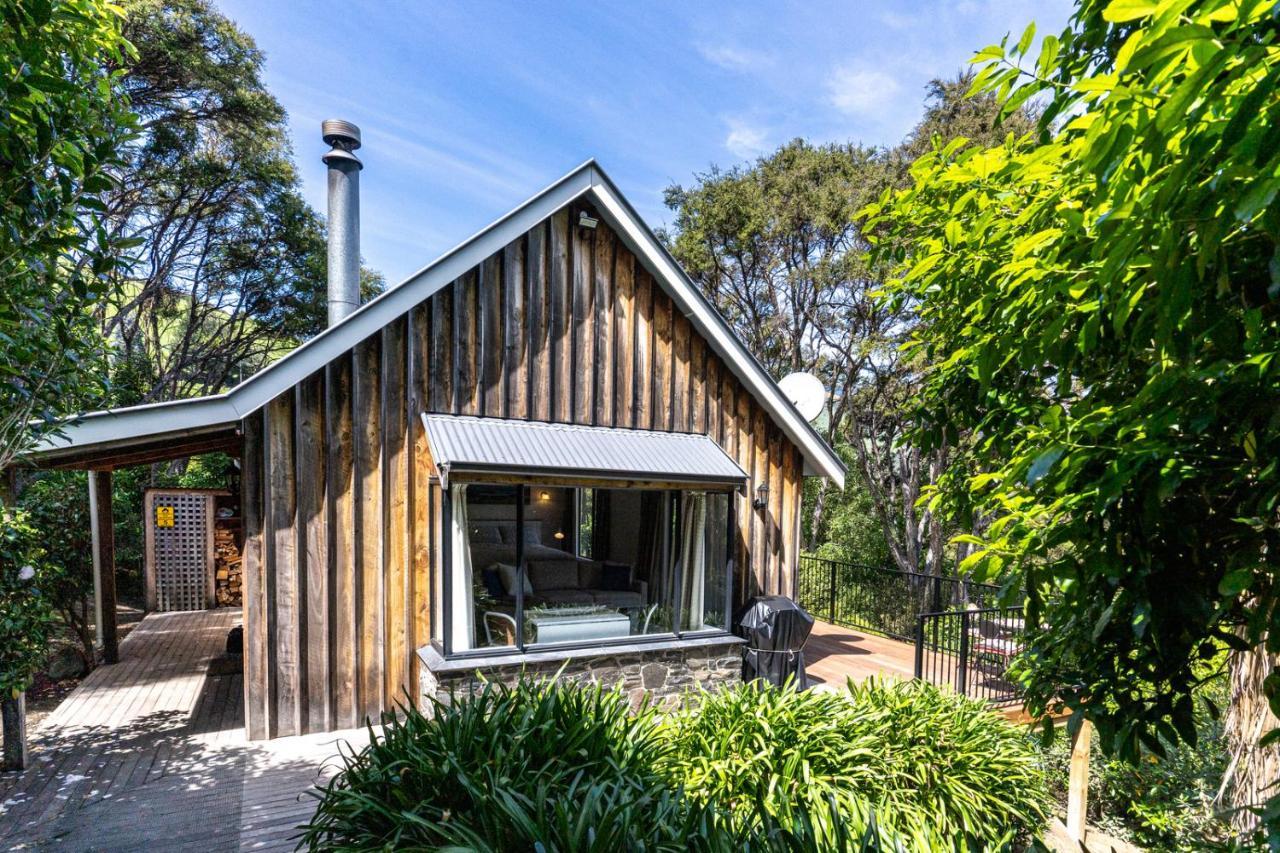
[450,485,475,652]
[680,492,707,630]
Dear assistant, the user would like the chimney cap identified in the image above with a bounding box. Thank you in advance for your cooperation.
[322,119,361,150]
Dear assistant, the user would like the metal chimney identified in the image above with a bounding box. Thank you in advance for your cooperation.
[322,119,362,326]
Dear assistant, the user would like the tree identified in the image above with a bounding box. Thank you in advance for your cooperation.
[0,0,135,469]
[664,77,1033,575]
[868,0,1280,836]
[100,0,381,407]
[0,0,134,769]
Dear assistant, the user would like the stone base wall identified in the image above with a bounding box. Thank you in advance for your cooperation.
[420,639,744,710]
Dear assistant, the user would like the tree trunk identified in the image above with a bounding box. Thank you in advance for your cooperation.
[807,479,828,552]
[2,694,26,771]
[1221,637,1280,834]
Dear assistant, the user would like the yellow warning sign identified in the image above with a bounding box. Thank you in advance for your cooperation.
[156,505,175,528]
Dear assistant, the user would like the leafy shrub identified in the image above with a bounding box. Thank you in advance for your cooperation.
[300,679,691,851]
[1040,675,1234,850]
[660,678,1047,847]
[299,677,1042,851]
[0,508,60,697]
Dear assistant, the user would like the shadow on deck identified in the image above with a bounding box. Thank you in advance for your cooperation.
[0,610,373,852]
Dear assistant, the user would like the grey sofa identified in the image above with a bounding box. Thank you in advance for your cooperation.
[522,558,647,610]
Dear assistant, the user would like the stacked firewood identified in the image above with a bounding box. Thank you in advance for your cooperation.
[214,520,243,606]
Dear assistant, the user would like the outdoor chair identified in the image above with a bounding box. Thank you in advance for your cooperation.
[482,611,518,646]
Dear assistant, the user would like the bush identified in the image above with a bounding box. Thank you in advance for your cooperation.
[300,679,692,851]
[661,678,1046,848]
[301,677,1046,851]
[1040,675,1234,850]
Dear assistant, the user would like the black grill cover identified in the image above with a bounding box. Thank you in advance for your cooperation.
[736,596,814,688]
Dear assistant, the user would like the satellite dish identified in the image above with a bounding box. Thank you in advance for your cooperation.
[778,372,826,422]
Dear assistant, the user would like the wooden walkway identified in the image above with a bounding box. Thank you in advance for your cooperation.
[805,620,918,689]
[0,610,372,852]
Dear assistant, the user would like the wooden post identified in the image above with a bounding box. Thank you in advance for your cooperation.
[88,473,104,646]
[1066,719,1092,843]
[92,469,119,665]
[2,693,27,771]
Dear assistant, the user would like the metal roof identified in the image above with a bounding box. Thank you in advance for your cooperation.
[27,161,846,486]
[421,415,748,489]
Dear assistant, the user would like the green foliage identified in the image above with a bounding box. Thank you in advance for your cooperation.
[865,0,1280,777]
[807,447,891,567]
[18,471,96,664]
[104,0,384,405]
[0,509,61,696]
[0,0,136,466]
[301,678,1043,851]
[300,680,681,851]
[662,679,1047,847]
[1042,674,1233,849]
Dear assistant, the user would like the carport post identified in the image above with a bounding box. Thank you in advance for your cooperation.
[88,472,104,647]
[90,469,119,664]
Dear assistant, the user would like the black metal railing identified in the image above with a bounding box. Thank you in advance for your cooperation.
[796,555,1002,643]
[914,607,1024,705]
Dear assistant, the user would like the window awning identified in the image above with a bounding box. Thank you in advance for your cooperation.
[420,414,748,490]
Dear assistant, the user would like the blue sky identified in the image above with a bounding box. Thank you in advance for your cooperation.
[216,0,1073,285]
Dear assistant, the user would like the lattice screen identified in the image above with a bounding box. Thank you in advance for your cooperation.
[151,492,211,612]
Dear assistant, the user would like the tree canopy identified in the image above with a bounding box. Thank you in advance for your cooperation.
[866,0,1280,830]
[0,0,135,468]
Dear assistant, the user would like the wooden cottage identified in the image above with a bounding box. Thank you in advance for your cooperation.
[29,160,846,739]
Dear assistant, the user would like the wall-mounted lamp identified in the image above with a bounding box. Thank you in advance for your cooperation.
[553,530,566,541]
[752,483,770,510]
[539,490,551,502]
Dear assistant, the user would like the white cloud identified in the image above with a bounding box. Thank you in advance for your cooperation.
[826,65,902,116]
[698,43,773,73]
[724,119,768,160]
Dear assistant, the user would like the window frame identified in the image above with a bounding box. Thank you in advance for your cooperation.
[437,479,737,660]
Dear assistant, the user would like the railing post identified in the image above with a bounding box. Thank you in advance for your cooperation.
[827,559,837,623]
[913,615,926,680]
[957,609,971,696]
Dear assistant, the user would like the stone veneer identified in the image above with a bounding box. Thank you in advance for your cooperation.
[419,634,746,710]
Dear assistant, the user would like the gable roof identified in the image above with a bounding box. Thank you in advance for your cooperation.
[30,161,846,486]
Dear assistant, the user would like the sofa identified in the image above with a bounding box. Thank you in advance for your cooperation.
[484,557,647,610]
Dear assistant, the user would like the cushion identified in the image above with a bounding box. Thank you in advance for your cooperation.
[480,567,506,599]
[521,523,544,546]
[495,522,517,544]
[590,589,644,609]
[494,562,532,597]
[599,562,632,592]
[527,559,580,592]
[470,524,502,545]
[577,561,603,590]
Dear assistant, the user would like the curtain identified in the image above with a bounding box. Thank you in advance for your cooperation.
[636,491,666,593]
[450,485,475,652]
[680,492,707,631]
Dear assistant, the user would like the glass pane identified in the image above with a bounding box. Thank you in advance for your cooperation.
[524,487,679,645]
[454,484,520,651]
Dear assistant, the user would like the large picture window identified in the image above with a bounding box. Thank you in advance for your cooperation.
[442,482,734,655]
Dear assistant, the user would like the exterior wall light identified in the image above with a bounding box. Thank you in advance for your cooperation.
[539,490,551,502]
[753,483,769,510]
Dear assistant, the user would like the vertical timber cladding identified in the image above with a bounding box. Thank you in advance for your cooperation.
[423,205,806,600]
[239,204,808,738]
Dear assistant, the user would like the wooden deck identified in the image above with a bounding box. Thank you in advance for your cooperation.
[0,609,373,852]
[805,620,918,689]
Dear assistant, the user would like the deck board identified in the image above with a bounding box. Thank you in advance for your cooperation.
[805,620,919,689]
[0,609,375,852]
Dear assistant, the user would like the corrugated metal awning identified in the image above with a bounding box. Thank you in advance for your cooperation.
[420,414,748,490]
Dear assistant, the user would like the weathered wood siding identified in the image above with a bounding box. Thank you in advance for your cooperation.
[241,204,806,737]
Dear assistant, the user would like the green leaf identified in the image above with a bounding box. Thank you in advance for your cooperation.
[1026,447,1064,486]
[1219,569,1253,597]
[1103,0,1158,22]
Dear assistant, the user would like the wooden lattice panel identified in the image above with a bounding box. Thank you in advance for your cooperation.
[149,492,212,612]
